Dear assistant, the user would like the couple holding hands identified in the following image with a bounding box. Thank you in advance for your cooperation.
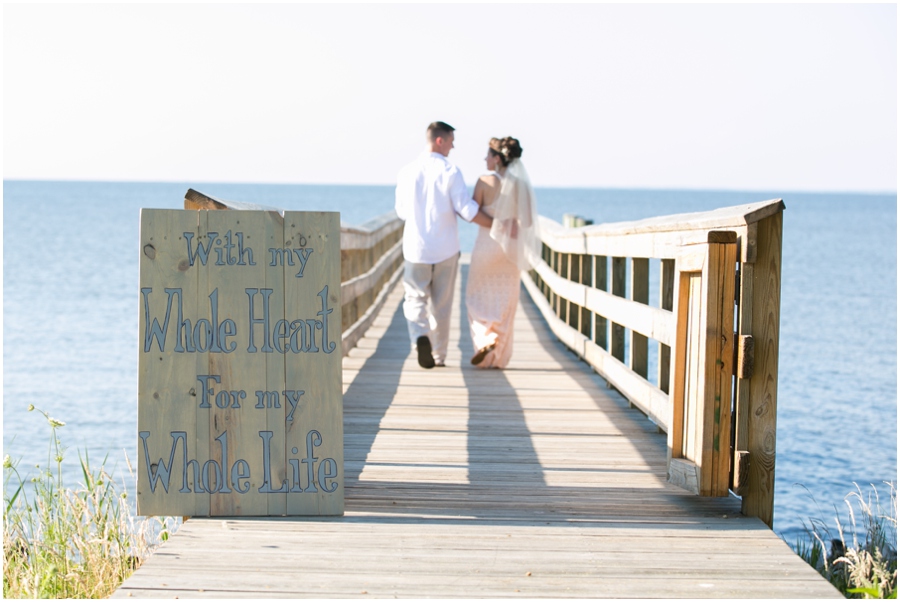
[394,121,540,370]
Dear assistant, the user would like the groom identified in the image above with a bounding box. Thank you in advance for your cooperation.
[395,121,493,368]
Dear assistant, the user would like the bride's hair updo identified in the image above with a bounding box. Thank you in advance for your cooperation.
[488,137,523,167]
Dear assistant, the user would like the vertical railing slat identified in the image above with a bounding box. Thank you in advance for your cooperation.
[630,258,649,379]
[611,257,626,363]
[659,259,675,394]
[594,255,608,350]
[563,253,569,323]
[580,255,592,337]
[703,236,736,497]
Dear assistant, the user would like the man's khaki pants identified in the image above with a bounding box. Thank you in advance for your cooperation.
[401,253,459,364]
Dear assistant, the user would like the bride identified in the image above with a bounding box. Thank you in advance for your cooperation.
[466,137,541,368]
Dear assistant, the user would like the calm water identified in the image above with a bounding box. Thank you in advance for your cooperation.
[3,180,896,544]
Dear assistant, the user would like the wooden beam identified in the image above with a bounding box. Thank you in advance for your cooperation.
[741,212,783,527]
[183,188,280,212]
[703,237,736,497]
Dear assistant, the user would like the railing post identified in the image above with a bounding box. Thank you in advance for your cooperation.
[739,211,782,527]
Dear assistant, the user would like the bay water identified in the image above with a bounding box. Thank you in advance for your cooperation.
[3,180,896,545]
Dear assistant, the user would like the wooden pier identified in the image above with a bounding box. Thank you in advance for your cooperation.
[115,197,840,598]
[115,259,838,598]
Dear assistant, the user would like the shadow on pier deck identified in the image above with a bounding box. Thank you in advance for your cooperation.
[114,261,838,599]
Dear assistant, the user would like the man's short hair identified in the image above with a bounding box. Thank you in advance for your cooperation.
[427,121,455,142]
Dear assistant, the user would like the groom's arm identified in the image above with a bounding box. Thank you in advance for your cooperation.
[449,168,492,227]
[471,210,493,228]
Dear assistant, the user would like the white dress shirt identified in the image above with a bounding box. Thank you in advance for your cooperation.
[395,152,480,264]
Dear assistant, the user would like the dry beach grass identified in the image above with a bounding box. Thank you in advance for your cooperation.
[790,482,897,598]
[3,407,178,598]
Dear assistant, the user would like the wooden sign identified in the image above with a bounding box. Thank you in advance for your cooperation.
[137,209,343,516]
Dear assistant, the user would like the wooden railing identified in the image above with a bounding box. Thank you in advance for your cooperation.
[521,199,784,527]
[339,211,404,356]
[183,190,404,357]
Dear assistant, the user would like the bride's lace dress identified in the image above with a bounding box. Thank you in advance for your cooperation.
[466,159,541,369]
[465,172,521,369]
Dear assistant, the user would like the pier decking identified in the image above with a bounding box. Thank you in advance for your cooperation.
[115,259,838,599]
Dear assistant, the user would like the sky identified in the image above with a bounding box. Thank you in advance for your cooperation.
[3,3,897,193]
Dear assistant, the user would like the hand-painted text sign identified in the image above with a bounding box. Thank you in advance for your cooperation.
[137,209,343,516]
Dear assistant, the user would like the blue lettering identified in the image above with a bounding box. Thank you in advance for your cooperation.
[215,431,232,493]
[246,288,274,353]
[283,390,304,422]
[302,430,321,493]
[142,287,181,352]
[184,232,217,267]
[291,248,313,277]
[231,459,251,494]
[258,431,289,493]
[196,375,221,409]
[317,285,336,354]
[317,458,338,493]
[138,431,185,494]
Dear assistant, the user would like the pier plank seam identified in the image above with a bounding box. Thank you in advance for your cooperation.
[116,257,838,599]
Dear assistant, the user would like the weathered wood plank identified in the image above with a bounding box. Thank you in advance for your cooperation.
[205,210,270,516]
[703,239,736,496]
[741,212,783,527]
[138,209,209,517]
[282,211,344,516]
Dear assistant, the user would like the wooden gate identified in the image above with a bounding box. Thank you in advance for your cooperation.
[667,232,737,496]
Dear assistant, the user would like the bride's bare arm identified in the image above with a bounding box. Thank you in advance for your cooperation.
[470,175,498,228]
[473,179,486,207]
[472,174,499,208]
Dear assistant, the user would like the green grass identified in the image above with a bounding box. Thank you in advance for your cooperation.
[789,482,897,599]
[3,406,179,598]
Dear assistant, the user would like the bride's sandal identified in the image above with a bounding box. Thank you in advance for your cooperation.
[470,343,496,366]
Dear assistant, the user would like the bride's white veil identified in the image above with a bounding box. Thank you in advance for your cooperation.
[489,158,541,271]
